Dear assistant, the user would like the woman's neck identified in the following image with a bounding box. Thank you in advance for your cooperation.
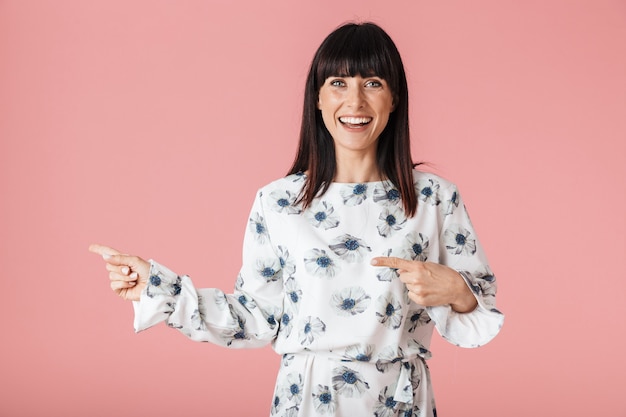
[333,154,382,183]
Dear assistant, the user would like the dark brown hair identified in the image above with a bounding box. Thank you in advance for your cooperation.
[288,22,417,216]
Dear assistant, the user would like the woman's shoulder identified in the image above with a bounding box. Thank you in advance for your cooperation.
[412,169,457,191]
[412,170,463,211]
[257,173,307,196]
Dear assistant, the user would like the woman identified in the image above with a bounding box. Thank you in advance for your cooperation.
[90,22,503,417]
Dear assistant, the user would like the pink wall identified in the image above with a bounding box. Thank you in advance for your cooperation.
[1,1,625,416]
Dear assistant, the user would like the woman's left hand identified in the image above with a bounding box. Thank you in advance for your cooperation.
[89,244,151,301]
[371,257,477,313]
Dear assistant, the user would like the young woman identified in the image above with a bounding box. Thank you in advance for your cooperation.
[90,22,503,417]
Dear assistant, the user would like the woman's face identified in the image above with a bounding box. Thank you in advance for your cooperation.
[317,75,395,158]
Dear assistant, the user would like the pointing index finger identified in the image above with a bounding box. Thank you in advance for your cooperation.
[370,256,413,270]
[88,244,121,259]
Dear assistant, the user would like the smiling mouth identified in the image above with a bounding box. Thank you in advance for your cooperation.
[339,116,372,127]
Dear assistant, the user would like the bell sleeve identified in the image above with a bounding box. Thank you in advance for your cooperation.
[425,183,504,348]
[132,189,285,349]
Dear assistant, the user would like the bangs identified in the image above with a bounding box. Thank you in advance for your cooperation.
[314,23,401,93]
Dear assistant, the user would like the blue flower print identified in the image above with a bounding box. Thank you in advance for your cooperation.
[400,363,418,400]
[271,393,284,416]
[312,384,336,415]
[304,248,340,278]
[279,311,294,337]
[270,395,298,417]
[284,277,303,310]
[476,269,497,300]
[307,200,340,230]
[146,272,182,298]
[261,305,281,330]
[328,234,372,263]
[406,308,431,333]
[330,286,371,317]
[398,405,416,417]
[400,357,422,394]
[222,312,248,346]
[235,292,257,311]
[269,189,302,214]
[343,344,375,363]
[340,183,368,206]
[282,353,295,367]
[375,345,404,373]
[376,293,404,330]
[443,224,477,256]
[408,338,432,360]
[256,258,282,282]
[415,179,441,206]
[277,245,296,278]
[373,184,401,206]
[299,316,326,346]
[403,232,430,262]
[248,212,269,244]
[443,190,459,215]
[461,267,497,303]
[331,365,370,398]
[377,206,407,237]
[373,384,400,417]
[284,372,304,405]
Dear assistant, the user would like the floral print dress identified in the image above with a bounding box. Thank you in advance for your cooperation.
[133,171,504,417]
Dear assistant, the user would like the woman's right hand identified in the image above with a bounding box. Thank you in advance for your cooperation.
[89,244,151,301]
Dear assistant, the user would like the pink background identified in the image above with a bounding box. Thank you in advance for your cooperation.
[1,1,625,416]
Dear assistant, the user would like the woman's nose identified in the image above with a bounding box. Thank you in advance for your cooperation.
[346,86,365,108]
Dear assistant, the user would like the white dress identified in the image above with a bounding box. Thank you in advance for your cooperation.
[134,171,504,417]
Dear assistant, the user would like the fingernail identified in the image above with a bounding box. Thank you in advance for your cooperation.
[130,272,138,279]
[370,259,378,265]
[121,266,129,275]
[102,254,111,260]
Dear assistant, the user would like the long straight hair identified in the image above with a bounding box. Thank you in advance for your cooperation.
[288,22,418,217]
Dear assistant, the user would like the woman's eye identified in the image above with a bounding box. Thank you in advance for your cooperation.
[330,79,345,87]
[366,80,382,88]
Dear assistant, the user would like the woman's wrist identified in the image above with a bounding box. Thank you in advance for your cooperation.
[450,272,478,313]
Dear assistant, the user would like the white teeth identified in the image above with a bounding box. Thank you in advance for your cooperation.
[339,117,372,125]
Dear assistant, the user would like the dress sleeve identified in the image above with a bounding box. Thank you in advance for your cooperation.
[132,189,284,348]
[425,183,504,348]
